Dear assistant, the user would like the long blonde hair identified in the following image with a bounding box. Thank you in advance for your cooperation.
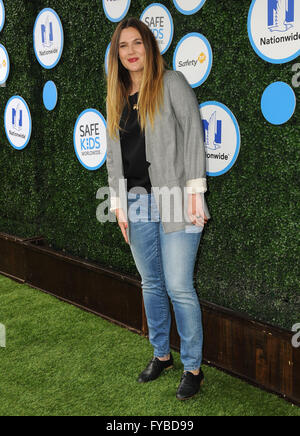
[106,17,167,140]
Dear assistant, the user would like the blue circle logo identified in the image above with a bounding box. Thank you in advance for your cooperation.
[261,81,296,125]
[33,8,64,69]
[43,81,58,111]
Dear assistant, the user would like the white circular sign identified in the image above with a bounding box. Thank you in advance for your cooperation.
[4,96,32,150]
[248,0,300,64]
[102,0,131,23]
[173,33,213,88]
[173,0,207,15]
[0,0,5,32]
[73,109,107,171]
[33,8,64,69]
[0,44,9,84]
[200,102,240,177]
[140,3,174,54]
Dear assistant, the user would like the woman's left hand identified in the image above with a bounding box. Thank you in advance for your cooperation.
[188,193,209,227]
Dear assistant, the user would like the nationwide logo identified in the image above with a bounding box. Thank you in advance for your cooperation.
[200,102,240,177]
[41,15,54,48]
[248,0,300,63]
[261,0,299,45]
[4,96,32,149]
[203,112,230,162]
[12,104,23,132]
[203,112,222,151]
[268,0,294,33]
[9,103,26,139]
[33,8,64,69]
[39,15,58,57]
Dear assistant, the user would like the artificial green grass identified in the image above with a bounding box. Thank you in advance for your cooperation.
[0,274,299,417]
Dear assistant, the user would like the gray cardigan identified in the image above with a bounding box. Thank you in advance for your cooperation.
[106,69,211,244]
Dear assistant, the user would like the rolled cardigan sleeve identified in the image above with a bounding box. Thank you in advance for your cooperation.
[168,70,207,194]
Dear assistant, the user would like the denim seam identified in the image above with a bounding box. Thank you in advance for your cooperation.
[154,212,170,356]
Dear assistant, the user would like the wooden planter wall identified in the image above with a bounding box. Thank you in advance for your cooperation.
[0,232,299,406]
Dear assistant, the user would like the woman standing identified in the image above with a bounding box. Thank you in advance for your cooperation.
[105,17,210,400]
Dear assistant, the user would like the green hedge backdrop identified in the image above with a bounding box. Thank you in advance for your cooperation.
[0,0,299,329]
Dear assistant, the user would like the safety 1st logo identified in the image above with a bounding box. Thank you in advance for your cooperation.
[173,33,213,88]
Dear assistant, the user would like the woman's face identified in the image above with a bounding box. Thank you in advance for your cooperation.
[118,27,146,74]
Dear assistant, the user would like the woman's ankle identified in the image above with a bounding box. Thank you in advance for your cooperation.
[185,368,200,376]
[157,354,170,361]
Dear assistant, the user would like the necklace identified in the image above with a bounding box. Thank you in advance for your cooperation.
[131,93,139,111]
[129,89,139,110]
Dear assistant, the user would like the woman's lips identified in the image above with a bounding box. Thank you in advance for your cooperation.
[128,58,139,63]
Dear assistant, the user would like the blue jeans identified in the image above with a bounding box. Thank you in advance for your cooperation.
[127,191,203,371]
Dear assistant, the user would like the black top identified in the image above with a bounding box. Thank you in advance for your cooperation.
[119,92,152,193]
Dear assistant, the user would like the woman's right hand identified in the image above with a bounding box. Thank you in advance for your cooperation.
[114,208,129,244]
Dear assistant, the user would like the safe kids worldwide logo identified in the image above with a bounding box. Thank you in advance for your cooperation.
[73,109,107,171]
[248,0,300,63]
[33,8,64,69]
[103,0,131,23]
[140,3,174,54]
[4,96,32,150]
[173,33,212,88]
[200,102,240,177]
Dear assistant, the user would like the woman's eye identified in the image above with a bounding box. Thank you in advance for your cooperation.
[120,41,142,48]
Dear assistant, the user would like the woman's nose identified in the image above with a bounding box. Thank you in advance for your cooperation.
[128,44,135,54]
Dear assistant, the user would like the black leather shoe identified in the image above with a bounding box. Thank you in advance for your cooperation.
[176,369,204,400]
[137,354,174,383]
